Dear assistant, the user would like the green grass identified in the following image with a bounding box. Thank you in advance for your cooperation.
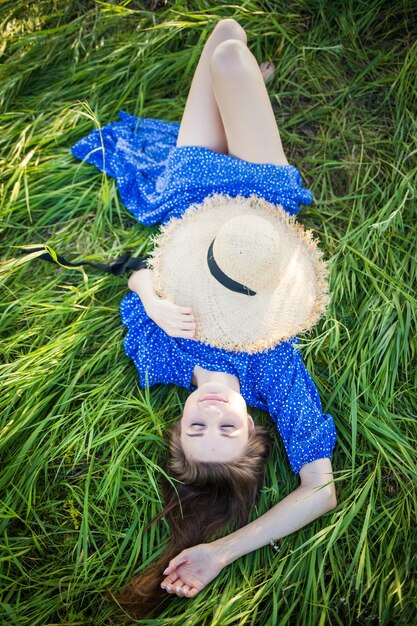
[1,1,416,624]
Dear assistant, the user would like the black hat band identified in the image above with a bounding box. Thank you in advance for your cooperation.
[207,239,256,297]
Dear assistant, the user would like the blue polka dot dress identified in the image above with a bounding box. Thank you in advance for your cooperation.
[71,111,313,224]
[71,111,337,475]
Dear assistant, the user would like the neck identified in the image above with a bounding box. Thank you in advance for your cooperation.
[192,365,241,394]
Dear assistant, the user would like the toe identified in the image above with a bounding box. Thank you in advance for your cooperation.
[260,61,275,81]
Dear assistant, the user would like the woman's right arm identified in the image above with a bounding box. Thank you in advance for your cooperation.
[128,269,196,339]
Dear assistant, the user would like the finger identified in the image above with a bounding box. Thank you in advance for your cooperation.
[187,587,200,598]
[173,579,187,596]
[179,584,190,597]
[163,552,189,576]
[176,322,195,331]
[178,317,195,325]
[180,307,193,314]
[162,571,178,586]
[175,330,195,339]
[161,573,179,588]
[174,316,195,326]
[161,578,182,594]
[168,325,193,336]
[178,313,194,320]
[180,324,195,332]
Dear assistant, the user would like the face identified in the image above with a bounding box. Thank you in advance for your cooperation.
[180,382,254,462]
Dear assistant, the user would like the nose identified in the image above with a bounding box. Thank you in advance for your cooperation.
[201,403,225,415]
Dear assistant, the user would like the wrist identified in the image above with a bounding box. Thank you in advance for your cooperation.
[143,293,160,317]
[210,536,238,568]
[128,269,147,293]
[128,268,159,311]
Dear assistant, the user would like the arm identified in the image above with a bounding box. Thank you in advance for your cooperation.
[211,457,336,563]
[161,353,338,598]
[161,458,337,598]
[128,269,195,339]
[128,268,157,309]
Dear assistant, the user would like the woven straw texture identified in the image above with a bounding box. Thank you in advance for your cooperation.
[149,193,330,353]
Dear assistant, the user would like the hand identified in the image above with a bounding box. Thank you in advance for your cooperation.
[160,543,225,598]
[145,297,196,339]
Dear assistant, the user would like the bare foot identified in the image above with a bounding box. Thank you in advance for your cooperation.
[260,61,275,82]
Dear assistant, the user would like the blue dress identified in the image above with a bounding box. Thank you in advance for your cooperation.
[71,111,337,475]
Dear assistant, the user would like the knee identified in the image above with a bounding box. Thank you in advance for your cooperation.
[213,18,247,45]
[209,39,248,75]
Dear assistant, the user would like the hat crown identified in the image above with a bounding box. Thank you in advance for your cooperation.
[151,192,330,353]
[212,215,282,291]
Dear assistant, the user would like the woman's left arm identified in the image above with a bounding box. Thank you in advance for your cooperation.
[161,458,336,598]
[211,456,336,562]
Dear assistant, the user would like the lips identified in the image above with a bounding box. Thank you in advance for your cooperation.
[200,395,227,403]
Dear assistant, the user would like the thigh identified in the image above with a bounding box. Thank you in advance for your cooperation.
[176,19,247,154]
[209,40,289,165]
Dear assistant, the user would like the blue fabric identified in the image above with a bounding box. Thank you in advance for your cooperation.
[71,111,337,475]
[71,111,313,225]
[120,295,337,475]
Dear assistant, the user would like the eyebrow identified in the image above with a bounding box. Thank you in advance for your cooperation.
[186,433,233,438]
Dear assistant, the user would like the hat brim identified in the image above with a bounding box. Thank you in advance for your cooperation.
[150,193,330,353]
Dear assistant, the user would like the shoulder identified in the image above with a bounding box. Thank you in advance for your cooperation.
[253,338,300,381]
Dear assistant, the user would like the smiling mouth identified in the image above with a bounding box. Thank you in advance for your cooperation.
[200,395,227,403]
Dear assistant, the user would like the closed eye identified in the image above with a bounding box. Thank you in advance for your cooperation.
[190,423,235,428]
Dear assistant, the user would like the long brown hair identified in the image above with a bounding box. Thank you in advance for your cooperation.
[113,419,272,620]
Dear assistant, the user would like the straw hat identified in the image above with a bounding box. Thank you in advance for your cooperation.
[148,193,330,353]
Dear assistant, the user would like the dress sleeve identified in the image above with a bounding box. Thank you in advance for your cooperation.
[120,292,193,389]
[258,345,337,475]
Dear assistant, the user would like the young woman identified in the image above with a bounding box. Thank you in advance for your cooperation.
[71,18,338,619]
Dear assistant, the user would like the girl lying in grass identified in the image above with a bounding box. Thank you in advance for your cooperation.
[72,18,338,620]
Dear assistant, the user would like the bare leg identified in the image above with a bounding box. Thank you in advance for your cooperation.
[176,19,247,153]
[209,40,289,165]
